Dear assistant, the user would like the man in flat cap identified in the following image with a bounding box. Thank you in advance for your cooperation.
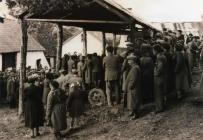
[103,46,121,106]
[124,54,141,119]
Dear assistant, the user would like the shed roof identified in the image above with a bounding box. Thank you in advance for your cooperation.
[27,0,160,33]
[103,0,158,30]
[0,19,45,53]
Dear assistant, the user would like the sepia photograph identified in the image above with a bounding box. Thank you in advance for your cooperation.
[0,0,203,139]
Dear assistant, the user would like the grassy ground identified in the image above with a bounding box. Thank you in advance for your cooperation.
[0,70,203,140]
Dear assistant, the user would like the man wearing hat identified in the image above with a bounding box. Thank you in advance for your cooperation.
[92,53,103,88]
[176,30,185,43]
[140,44,154,104]
[124,54,141,119]
[153,44,167,113]
[103,46,121,106]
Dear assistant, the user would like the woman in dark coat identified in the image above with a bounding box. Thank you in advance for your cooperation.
[66,82,86,128]
[46,81,67,140]
[24,76,44,138]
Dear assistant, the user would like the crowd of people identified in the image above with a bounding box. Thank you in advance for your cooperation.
[0,29,203,139]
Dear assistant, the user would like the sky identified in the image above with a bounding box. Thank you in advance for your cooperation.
[119,0,203,22]
[1,0,203,22]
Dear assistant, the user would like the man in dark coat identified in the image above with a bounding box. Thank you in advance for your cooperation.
[91,53,102,88]
[153,44,167,113]
[140,44,154,104]
[124,54,141,120]
[61,54,69,71]
[7,73,19,108]
[103,46,121,106]
[83,54,93,90]
[176,30,185,43]
[174,43,190,99]
[163,42,175,95]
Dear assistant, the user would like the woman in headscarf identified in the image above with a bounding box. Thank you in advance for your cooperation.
[23,75,44,138]
[46,81,67,140]
[66,82,86,128]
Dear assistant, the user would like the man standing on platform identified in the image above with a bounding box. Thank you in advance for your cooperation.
[103,46,121,106]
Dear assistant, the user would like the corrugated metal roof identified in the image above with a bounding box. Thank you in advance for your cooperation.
[103,0,160,31]
[0,19,45,53]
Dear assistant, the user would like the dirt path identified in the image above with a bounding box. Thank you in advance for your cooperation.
[0,71,203,140]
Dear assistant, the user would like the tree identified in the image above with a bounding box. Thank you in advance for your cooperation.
[6,0,89,118]
[6,0,94,17]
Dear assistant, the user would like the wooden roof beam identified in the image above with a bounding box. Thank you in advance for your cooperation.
[26,18,129,25]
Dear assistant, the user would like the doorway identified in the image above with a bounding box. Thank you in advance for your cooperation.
[2,53,17,71]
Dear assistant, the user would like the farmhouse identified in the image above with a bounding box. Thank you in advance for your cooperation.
[0,18,50,71]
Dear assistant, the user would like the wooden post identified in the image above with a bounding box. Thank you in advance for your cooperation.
[113,33,116,47]
[18,19,28,118]
[56,24,63,73]
[102,31,106,56]
[83,29,87,56]
[130,23,136,46]
[113,33,117,54]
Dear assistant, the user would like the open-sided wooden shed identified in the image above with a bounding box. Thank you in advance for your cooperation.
[25,0,159,71]
[17,0,160,116]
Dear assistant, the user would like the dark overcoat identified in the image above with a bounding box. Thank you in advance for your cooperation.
[140,56,154,103]
[175,51,189,91]
[66,90,86,118]
[24,84,44,128]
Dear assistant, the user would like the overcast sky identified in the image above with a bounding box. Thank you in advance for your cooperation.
[119,0,203,22]
[1,0,203,22]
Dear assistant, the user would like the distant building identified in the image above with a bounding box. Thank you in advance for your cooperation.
[0,19,50,71]
[152,21,203,36]
[62,30,128,56]
[62,31,104,56]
